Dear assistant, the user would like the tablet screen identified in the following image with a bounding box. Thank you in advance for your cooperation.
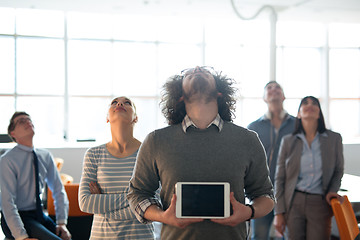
[181,183,225,217]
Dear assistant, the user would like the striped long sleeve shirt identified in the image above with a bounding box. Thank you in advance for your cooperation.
[79,144,154,240]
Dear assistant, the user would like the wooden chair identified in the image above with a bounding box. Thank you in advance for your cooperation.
[47,183,93,240]
[331,195,360,240]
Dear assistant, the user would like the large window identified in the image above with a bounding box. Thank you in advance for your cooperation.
[1,7,359,144]
[328,23,360,141]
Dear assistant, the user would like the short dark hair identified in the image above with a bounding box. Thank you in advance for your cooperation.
[8,111,30,142]
[264,81,280,89]
[263,81,284,96]
[160,70,237,125]
[293,96,326,135]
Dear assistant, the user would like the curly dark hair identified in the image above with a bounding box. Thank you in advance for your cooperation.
[160,71,237,125]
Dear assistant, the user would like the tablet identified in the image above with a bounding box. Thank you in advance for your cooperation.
[175,182,230,219]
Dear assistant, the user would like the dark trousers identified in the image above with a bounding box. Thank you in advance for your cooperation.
[1,211,62,240]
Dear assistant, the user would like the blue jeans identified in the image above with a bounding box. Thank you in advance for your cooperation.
[1,211,62,240]
[250,210,274,240]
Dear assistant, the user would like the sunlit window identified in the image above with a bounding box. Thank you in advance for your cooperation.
[0,37,15,94]
[330,100,360,139]
[16,8,64,37]
[17,96,64,143]
[329,23,360,48]
[67,12,113,39]
[0,8,15,34]
[277,21,326,47]
[276,47,322,98]
[17,38,65,95]
[112,15,158,41]
[329,49,360,98]
[112,42,158,96]
[1,7,360,144]
[0,97,15,133]
[328,23,360,142]
[68,40,113,96]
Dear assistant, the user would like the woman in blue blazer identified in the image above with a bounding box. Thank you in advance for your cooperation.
[273,96,344,240]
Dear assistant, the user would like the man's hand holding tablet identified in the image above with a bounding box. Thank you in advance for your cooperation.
[175,182,230,219]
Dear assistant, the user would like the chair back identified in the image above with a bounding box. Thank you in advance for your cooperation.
[331,195,360,240]
[47,183,92,217]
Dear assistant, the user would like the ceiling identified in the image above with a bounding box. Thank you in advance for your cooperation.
[1,0,360,23]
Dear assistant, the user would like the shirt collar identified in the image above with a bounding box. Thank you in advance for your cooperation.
[264,109,288,120]
[181,114,224,133]
[16,143,34,153]
[296,131,328,140]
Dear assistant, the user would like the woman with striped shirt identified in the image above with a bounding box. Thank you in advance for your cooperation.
[78,96,155,239]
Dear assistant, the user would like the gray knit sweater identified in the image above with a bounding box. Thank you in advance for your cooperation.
[128,122,274,240]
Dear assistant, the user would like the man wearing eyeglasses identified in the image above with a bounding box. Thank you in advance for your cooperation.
[0,112,71,240]
[128,66,275,240]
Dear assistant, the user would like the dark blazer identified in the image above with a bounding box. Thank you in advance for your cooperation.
[274,130,344,215]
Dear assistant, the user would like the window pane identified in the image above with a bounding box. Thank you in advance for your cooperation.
[157,43,202,92]
[17,38,65,95]
[17,97,64,144]
[113,15,158,41]
[283,98,302,118]
[330,100,360,141]
[207,44,269,98]
[16,9,64,37]
[206,19,270,46]
[0,7,15,34]
[277,22,326,47]
[276,47,321,98]
[68,40,113,95]
[329,23,360,48]
[0,37,15,93]
[206,44,270,98]
[205,43,244,92]
[132,98,161,142]
[112,42,157,96]
[234,99,267,128]
[68,97,110,142]
[68,97,163,143]
[156,17,203,44]
[0,97,15,133]
[67,12,113,39]
[329,49,360,98]
[236,47,270,98]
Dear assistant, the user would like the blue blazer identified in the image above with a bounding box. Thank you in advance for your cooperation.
[274,130,344,215]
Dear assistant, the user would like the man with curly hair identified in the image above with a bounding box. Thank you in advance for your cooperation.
[128,66,275,240]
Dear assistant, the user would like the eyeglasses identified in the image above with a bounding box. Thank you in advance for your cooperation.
[14,117,32,127]
[181,66,214,78]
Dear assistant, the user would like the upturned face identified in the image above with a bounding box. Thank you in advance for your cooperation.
[263,82,285,104]
[107,96,137,125]
[182,66,217,103]
[10,115,35,141]
[298,97,320,121]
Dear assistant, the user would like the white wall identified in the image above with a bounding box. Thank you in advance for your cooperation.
[343,144,360,177]
[1,143,359,183]
[47,147,88,183]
